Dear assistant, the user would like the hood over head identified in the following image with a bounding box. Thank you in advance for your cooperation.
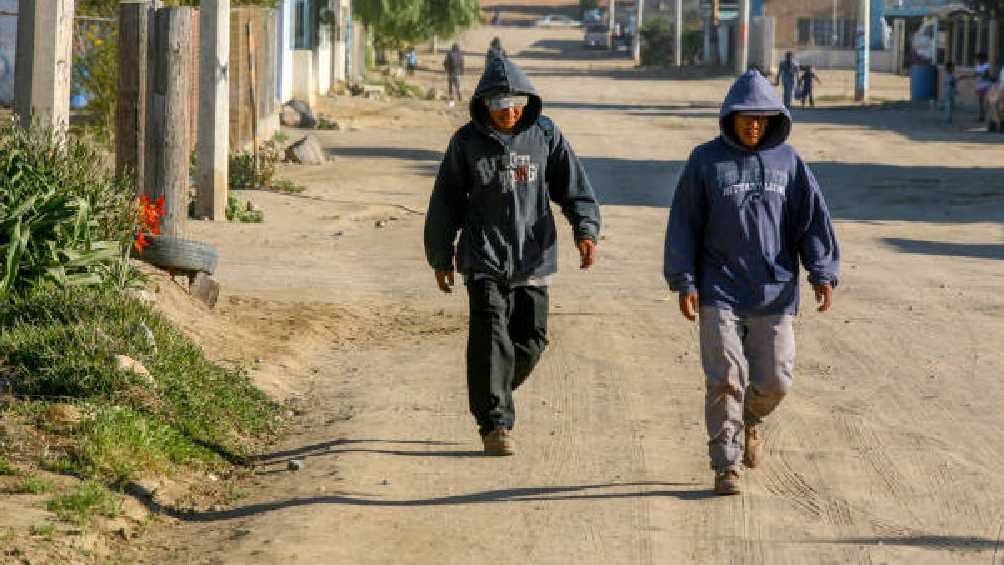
[719,70,791,151]
[471,55,543,135]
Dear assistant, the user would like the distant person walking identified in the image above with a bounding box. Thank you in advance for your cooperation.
[797,65,821,108]
[444,43,466,103]
[775,51,798,108]
[664,71,840,495]
[486,37,507,65]
[944,61,958,124]
[424,55,602,456]
[406,47,418,76]
[975,53,992,122]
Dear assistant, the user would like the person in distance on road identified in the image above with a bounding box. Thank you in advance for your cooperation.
[424,54,602,456]
[443,43,466,104]
[664,70,840,495]
[775,51,798,108]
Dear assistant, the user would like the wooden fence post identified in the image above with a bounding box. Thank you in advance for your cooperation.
[14,0,74,133]
[196,0,230,220]
[148,7,194,238]
[116,1,152,192]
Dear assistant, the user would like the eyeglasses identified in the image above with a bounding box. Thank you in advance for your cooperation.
[486,95,529,111]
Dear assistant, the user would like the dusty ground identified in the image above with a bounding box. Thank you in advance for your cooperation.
[113,24,1004,565]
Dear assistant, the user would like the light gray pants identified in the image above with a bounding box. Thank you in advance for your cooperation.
[699,307,795,472]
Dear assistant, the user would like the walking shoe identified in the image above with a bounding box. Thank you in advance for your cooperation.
[743,425,762,469]
[482,428,515,456]
[714,470,741,496]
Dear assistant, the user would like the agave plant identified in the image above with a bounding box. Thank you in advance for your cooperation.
[0,120,136,299]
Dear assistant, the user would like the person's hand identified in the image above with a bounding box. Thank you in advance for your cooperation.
[577,239,597,270]
[679,292,699,321]
[435,270,455,294]
[813,284,833,313]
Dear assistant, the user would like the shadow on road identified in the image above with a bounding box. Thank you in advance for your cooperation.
[255,438,467,464]
[792,102,1004,145]
[882,238,1004,261]
[826,535,1004,550]
[135,481,711,522]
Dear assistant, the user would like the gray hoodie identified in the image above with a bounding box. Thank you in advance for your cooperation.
[424,56,602,281]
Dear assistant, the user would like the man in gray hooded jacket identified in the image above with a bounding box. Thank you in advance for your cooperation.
[665,71,840,495]
[425,55,601,456]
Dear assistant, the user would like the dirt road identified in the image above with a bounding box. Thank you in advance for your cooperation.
[143,26,1004,564]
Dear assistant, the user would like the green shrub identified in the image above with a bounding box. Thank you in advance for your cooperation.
[0,457,19,476]
[0,121,136,300]
[226,196,265,223]
[47,480,121,526]
[640,17,674,66]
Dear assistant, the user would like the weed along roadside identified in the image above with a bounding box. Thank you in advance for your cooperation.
[0,122,285,561]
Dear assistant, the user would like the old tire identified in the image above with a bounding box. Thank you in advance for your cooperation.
[135,236,218,275]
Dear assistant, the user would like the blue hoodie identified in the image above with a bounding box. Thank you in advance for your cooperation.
[664,71,840,316]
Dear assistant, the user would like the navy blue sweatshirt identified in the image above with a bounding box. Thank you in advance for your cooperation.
[664,70,840,315]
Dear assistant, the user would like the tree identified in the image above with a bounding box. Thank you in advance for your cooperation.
[352,0,480,50]
[966,1,1003,17]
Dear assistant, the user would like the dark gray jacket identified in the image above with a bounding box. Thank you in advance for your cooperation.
[424,56,601,281]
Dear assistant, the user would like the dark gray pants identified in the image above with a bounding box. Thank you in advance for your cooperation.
[466,279,549,435]
[448,74,462,100]
[699,307,795,472]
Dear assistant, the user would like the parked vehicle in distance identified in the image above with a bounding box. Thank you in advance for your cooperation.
[987,81,1003,133]
[534,15,582,28]
[584,24,610,48]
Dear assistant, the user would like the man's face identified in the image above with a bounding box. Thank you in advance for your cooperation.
[489,105,524,133]
[734,114,770,148]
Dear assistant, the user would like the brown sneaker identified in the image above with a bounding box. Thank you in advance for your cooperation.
[482,428,515,456]
[714,470,741,496]
[744,425,762,469]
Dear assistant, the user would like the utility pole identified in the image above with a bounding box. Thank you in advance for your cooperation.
[14,0,74,133]
[736,0,750,74]
[196,0,230,221]
[609,0,616,50]
[855,0,870,101]
[675,0,683,66]
[633,0,644,64]
[148,7,194,237]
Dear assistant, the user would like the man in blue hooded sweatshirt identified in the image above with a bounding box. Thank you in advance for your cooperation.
[664,71,840,495]
[425,55,602,456]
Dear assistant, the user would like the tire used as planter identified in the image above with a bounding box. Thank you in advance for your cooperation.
[135,236,219,275]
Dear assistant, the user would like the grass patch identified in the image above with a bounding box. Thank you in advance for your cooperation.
[0,285,281,483]
[47,480,121,526]
[30,522,55,537]
[269,179,306,194]
[74,407,220,483]
[14,475,55,494]
[0,457,20,476]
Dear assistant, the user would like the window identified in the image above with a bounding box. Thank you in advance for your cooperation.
[294,0,312,49]
[812,19,834,47]
[796,18,811,45]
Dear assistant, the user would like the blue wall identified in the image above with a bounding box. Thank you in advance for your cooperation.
[752,0,763,17]
[871,0,885,50]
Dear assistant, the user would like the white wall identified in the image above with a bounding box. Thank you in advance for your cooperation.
[0,0,17,105]
[792,49,897,73]
[275,0,295,104]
